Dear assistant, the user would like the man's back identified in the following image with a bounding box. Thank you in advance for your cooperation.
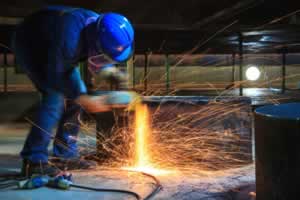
[13,6,99,71]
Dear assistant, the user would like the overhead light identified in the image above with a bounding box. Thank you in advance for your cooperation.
[260,36,272,42]
[246,66,261,81]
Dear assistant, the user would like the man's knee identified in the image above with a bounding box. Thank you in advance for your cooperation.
[40,92,65,118]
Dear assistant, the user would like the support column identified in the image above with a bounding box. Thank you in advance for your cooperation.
[126,56,134,89]
[281,52,286,94]
[3,52,7,93]
[133,55,136,88]
[238,33,244,96]
[232,53,236,84]
[144,53,148,92]
[165,54,170,94]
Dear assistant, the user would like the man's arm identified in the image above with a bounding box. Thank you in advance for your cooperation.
[63,67,87,99]
[63,67,112,113]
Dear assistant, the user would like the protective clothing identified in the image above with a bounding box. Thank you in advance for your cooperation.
[12,6,134,164]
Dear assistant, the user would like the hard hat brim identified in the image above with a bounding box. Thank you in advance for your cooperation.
[112,44,133,63]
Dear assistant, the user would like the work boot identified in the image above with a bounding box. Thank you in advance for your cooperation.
[49,157,97,171]
[21,160,61,178]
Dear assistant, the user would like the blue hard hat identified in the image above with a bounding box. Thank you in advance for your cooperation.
[96,13,134,63]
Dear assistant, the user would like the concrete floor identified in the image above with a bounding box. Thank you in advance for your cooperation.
[0,123,256,200]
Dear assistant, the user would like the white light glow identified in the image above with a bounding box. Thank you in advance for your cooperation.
[246,66,261,81]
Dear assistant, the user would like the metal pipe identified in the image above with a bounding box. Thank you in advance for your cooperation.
[192,0,263,28]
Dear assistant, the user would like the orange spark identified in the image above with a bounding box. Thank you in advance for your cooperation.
[123,103,172,176]
[135,103,151,167]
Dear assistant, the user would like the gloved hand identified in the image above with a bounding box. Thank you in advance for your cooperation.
[106,91,142,111]
[76,95,111,113]
[76,91,141,113]
[100,66,128,89]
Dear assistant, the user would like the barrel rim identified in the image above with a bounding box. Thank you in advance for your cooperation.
[255,102,300,121]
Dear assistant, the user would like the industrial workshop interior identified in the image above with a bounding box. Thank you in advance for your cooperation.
[0,0,300,200]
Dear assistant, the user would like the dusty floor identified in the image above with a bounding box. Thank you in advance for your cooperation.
[0,123,256,200]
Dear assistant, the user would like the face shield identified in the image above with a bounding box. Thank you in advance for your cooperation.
[88,54,117,73]
[88,43,134,74]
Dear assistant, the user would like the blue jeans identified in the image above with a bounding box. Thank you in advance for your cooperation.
[20,68,84,164]
[20,92,82,163]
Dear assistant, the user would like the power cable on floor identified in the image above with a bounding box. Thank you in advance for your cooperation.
[0,171,162,200]
[70,184,142,200]
[141,172,163,200]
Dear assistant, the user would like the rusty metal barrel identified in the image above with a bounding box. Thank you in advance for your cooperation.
[255,103,300,200]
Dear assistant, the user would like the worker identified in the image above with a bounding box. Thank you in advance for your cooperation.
[12,6,134,177]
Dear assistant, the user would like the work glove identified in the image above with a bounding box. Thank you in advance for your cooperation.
[76,91,141,113]
[105,91,142,111]
[100,66,128,89]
